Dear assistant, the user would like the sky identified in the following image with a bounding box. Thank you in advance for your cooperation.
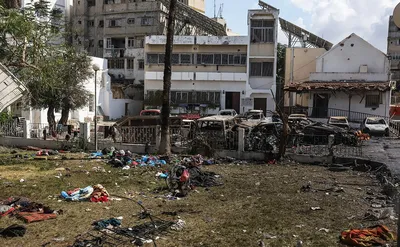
[204,0,400,52]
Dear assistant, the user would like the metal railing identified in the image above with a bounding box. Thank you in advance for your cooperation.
[117,126,157,144]
[284,106,388,123]
[0,120,23,137]
[29,123,48,139]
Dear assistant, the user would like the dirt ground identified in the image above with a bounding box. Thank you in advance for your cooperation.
[0,151,397,247]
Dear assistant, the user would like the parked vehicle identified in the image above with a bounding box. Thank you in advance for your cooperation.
[218,109,238,117]
[327,116,350,130]
[196,116,236,148]
[360,117,389,136]
[140,109,161,116]
[236,110,266,121]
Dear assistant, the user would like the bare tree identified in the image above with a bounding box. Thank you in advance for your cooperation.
[159,0,177,155]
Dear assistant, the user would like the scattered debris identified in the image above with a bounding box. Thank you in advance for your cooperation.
[60,184,109,202]
[340,225,396,246]
[170,219,186,231]
[0,224,26,238]
[311,207,321,211]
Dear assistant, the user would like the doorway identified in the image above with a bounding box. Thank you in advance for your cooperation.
[254,98,267,115]
[225,92,241,113]
[312,93,329,118]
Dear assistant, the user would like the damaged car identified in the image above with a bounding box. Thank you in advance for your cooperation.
[360,117,390,136]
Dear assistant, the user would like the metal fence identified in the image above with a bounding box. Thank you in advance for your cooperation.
[194,130,238,150]
[117,126,157,145]
[29,123,48,139]
[0,120,23,137]
[284,106,387,123]
[170,126,190,148]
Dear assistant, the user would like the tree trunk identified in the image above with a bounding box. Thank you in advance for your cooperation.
[158,0,177,155]
[59,106,70,125]
[278,112,289,160]
[47,106,56,132]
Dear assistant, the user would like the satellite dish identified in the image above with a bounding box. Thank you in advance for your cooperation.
[393,3,400,28]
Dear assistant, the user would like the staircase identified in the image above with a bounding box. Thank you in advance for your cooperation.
[0,63,27,112]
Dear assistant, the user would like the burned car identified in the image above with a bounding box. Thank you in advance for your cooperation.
[300,122,358,146]
[245,122,283,152]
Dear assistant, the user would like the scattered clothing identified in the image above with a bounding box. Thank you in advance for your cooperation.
[0,225,26,238]
[340,225,397,247]
[90,184,109,203]
[17,212,57,223]
[93,218,122,230]
[188,166,223,188]
[61,184,109,203]
[61,186,94,201]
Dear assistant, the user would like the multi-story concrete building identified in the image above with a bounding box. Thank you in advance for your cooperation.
[143,3,281,115]
[144,36,248,115]
[71,0,224,115]
[245,3,279,114]
[388,15,400,104]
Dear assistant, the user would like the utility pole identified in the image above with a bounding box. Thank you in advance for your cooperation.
[92,64,100,151]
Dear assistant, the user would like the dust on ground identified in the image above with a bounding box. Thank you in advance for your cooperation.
[0,152,396,247]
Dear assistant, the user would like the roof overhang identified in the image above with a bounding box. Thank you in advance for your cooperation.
[284,81,392,92]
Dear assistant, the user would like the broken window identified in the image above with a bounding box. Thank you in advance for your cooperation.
[180,54,191,64]
[250,19,275,43]
[172,54,180,64]
[158,54,165,64]
[250,62,273,77]
[365,95,380,108]
[87,20,94,27]
[127,38,135,48]
[147,54,159,64]
[141,17,154,26]
[127,59,134,70]
[88,0,95,6]
[127,18,135,24]
[108,19,122,27]
[108,59,125,69]
[138,59,144,70]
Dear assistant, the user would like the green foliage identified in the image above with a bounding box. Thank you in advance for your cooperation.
[0,111,12,124]
[0,4,92,125]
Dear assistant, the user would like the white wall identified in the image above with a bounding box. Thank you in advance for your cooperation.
[308,91,391,118]
[316,34,390,75]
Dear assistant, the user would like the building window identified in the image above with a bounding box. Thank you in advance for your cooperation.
[108,59,125,69]
[138,59,144,70]
[127,38,134,48]
[128,37,144,48]
[89,95,95,112]
[98,40,103,48]
[89,39,94,47]
[169,91,221,105]
[365,95,380,108]
[127,18,135,24]
[99,20,104,27]
[180,54,192,64]
[250,20,275,43]
[127,59,134,70]
[147,54,159,64]
[88,0,95,6]
[196,53,246,65]
[250,62,273,77]
[87,20,94,27]
[141,17,154,26]
[108,19,122,27]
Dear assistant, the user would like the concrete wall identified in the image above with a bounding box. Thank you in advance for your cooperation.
[316,34,390,75]
[308,91,391,118]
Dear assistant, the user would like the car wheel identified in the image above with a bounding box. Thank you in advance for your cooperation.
[385,129,390,137]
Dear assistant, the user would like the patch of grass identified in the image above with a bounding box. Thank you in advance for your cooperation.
[0,157,396,247]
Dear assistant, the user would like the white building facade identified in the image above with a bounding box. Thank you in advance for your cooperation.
[245,5,279,115]
[286,33,392,119]
[144,36,248,115]
[11,56,137,124]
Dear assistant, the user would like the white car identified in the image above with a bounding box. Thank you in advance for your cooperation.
[218,109,238,117]
[360,117,389,136]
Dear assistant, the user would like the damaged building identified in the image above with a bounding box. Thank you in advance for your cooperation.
[71,0,226,115]
[285,33,393,120]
